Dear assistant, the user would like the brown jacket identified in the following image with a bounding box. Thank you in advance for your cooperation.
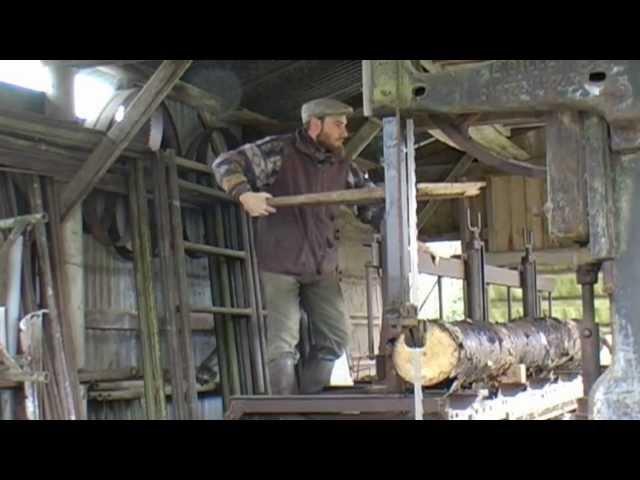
[212,129,382,280]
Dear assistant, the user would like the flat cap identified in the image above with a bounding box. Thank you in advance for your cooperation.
[301,98,354,124]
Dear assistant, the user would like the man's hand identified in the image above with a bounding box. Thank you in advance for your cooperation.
[238,192,277,217]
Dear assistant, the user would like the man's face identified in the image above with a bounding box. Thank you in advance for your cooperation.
[316,115,349,154]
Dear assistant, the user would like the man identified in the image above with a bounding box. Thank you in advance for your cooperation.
[212,98,382,395]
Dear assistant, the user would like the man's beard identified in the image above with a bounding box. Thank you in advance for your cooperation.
[317,132,345,155]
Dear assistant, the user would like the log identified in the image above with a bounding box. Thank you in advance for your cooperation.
[393,317,581,390]
[267,182,485,208]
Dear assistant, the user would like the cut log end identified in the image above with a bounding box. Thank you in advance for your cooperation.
[393,323,459,386]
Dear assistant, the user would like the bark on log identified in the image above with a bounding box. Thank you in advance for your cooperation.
[393,317,581,390]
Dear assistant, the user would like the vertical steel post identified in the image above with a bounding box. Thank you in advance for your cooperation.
[577,263,601,397]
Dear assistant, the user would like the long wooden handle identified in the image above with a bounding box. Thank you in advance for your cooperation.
[267,182,485,208]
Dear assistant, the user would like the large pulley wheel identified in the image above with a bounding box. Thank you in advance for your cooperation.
[83,89,181,261]
[180,122,238,259]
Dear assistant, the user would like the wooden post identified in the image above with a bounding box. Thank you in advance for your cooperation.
[28,176,82,419]
[152,154,189,419]
[46,63,87,417]
[165,151,199,418]
[128,158,167,419]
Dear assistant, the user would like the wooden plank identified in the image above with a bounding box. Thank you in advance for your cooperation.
[498,364,527,385]
[417,247,555,292]
[0,106,148,155]
[0,149,208,209]
[60,60,192,220]
[430,123,531,163]
[468,125,531,161]
[268,182,485,208]
[509,176,526,251]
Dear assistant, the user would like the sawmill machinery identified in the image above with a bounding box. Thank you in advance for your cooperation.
[227,60,636,420]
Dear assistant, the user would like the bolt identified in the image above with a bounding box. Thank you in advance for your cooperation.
[583,328,593,338]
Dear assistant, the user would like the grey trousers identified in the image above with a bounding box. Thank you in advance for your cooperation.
[261,271,350,364]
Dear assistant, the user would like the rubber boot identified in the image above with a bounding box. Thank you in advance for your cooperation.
[268,354,298,395]
[299,349,336,394]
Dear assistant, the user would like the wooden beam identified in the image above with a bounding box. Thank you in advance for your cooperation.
[353,156,380,171]
[418,246,555,292]
[417,154,474,230]
[344,117,382,162]
[428,115,546,178]
[60,60,192,220]
[465,125,531,160]
[485,247,593,269]
[45,60,145,69]
[413,112,546,133]
[0,107,148,155]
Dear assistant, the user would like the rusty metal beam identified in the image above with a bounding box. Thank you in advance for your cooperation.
[364,60,640,128]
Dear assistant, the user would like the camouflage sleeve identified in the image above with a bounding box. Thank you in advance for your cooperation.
[211,136,285,200]
[347,163,385,230]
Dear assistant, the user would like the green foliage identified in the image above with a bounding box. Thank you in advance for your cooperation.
[489,272,610,324]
